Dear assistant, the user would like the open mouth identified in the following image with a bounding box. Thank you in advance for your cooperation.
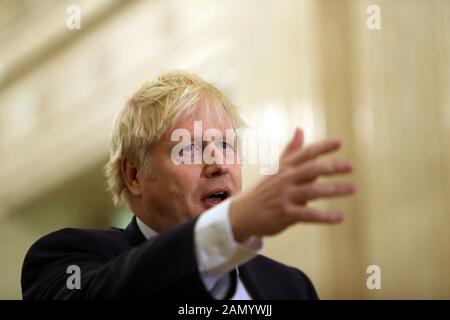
[201,190,230,209]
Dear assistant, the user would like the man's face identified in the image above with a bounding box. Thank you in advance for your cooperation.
[137,103,242,231]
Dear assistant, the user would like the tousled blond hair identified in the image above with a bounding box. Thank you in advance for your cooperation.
[104,71,245,206]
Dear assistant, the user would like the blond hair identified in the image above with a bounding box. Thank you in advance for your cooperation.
[104,71,245,206]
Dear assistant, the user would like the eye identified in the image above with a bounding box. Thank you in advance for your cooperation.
[217,141,234,151]
[184,144,194,152]
[182,143,200,153]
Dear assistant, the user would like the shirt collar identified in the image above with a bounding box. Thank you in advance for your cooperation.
[135,216,159,240]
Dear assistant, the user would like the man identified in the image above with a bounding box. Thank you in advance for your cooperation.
[21,72,355,299]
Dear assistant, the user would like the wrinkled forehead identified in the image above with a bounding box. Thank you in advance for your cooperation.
[174,96,234,132]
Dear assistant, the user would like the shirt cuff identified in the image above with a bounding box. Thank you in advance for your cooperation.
[194,197,263,278]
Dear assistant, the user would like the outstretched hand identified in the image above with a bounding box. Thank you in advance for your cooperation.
[230,128,355,242]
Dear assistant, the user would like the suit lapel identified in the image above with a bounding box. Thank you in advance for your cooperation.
[124,217,270,300]
[123,216,147,247]
[238,261,269,300]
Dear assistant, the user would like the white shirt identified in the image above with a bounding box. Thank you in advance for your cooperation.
[135,198,263,300]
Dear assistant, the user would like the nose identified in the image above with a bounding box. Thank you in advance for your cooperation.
[203,142,230,178]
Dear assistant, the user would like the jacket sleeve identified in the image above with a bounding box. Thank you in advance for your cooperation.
[21,217,212,300]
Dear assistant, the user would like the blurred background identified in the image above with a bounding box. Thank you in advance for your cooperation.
[0,0,449,299]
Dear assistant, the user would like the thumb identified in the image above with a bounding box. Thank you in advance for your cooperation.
[282,127,304,158]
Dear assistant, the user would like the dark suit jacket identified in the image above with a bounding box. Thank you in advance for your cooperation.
[21,216,319,300]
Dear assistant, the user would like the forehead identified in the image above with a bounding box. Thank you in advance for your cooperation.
[175,98,233,131]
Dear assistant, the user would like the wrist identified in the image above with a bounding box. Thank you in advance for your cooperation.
[229,194,252,243]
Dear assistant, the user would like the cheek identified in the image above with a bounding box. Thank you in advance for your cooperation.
[169,166,202,192]
[147,161,197,193]
[230,166,242,189]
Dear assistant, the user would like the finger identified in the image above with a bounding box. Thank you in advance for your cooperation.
[290,206,344,224]
[285,139,341,166]
[288,182,356,203]
[290,159,354,184]
[281,128,304,159]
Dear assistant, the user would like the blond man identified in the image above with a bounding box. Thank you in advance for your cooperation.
[22,72,354,299]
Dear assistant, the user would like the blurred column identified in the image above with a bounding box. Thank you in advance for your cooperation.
[348,0,449,298]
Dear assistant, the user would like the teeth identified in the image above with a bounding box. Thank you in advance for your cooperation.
[209,192,227,199]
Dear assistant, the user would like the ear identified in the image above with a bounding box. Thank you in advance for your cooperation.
[120,157,143,197]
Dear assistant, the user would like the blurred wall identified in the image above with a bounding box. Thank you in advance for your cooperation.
[0,0,448,299]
